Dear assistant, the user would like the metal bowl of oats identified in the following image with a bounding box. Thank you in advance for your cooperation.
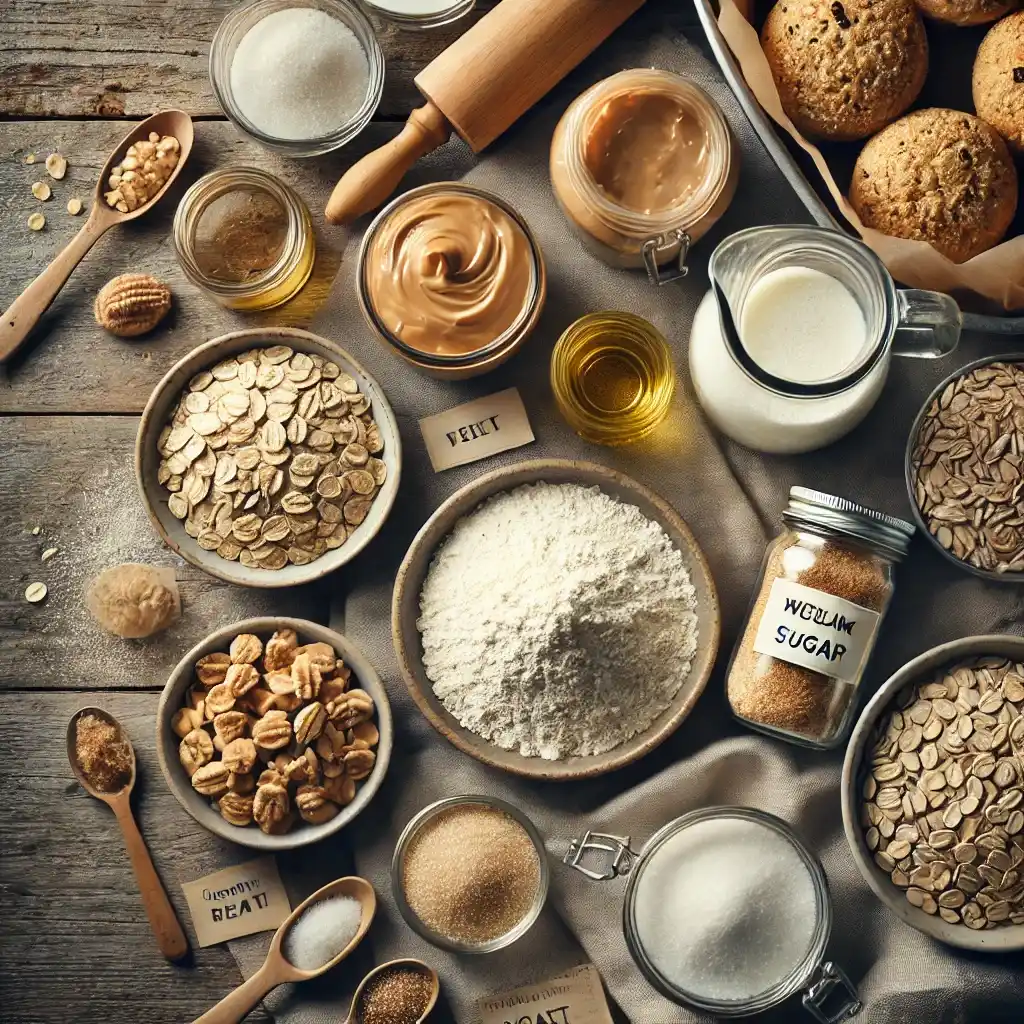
[842,634,1024,951]
[905,355,1024,584]
[136,327,401,588]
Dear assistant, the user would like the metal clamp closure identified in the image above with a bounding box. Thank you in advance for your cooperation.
[802,961,862,1024]
[563,831,636,881]
[642,229,691,286]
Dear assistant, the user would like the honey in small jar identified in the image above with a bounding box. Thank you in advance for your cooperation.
[550,311,675,446]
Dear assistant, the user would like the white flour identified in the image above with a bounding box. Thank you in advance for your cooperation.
[417,482,700,759]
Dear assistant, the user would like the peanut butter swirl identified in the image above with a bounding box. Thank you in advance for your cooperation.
[365,191,535,358]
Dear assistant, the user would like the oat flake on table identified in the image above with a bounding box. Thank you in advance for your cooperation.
[417,482,699,760]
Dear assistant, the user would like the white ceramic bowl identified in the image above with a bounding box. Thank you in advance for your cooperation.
[156,617,393,851]
[136,327,401,589]
[842,634,1024,951]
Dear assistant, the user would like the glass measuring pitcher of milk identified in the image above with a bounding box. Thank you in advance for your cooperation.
[688,225,961,454]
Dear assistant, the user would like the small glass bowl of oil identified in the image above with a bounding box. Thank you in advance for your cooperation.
[550,311,675,445]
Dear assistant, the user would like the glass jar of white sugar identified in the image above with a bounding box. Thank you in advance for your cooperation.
[565,807,861,1021]
[210,0,384,157]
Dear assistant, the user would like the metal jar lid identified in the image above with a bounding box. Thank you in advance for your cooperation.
[783,487,915,561]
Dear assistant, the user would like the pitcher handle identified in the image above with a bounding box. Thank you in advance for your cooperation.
[893,289,962,359]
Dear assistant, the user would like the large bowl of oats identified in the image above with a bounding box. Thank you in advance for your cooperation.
[842,634,1024,951]
[906,355,1024,583]
[136,328,401,587]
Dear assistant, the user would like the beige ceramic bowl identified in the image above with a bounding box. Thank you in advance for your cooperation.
[136,327,401,588]
[156,617,393,851]
[392,459,721,780]
[842,634,1024,951]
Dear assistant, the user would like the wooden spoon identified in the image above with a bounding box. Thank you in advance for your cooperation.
[193,876,377,1024]
[66,706,190,962]
[344,958,439,1024]
[0,109,194,363]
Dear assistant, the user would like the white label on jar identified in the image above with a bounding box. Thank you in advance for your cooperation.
[752,579,881,684]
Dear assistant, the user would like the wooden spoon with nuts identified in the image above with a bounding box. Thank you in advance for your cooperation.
[67,706,190,962]
[0,109,194,363]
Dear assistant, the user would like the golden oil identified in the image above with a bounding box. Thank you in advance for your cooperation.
[550,311,675,445]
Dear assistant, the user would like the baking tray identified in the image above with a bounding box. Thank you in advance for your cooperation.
[692,0,1024,336]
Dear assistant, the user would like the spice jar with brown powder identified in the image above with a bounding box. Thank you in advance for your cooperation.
[727,488,914,748]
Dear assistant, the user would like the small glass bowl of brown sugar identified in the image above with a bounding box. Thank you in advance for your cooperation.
[391,795,549,954]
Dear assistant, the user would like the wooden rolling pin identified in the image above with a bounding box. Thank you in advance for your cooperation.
[324,0,646,225]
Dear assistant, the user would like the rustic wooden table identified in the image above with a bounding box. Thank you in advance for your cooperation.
[0,2,691,1021]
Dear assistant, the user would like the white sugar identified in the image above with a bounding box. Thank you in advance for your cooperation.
[632,817,818,1002]
[283,894,362,970]
[229,8,369,141]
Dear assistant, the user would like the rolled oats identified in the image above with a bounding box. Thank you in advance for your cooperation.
[860,655,1024,929]
[157,346,388,572]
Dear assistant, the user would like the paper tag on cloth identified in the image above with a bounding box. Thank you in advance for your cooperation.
[419,388,534,472]
[182,856,290,947]
[478,964,614,1024]
[752,579,881,683]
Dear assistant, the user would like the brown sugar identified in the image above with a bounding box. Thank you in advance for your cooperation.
[727,535,891,743]
[74,713,132,792]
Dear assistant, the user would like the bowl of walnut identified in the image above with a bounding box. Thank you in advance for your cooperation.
[157,617,392,850]
[136,327,401,588]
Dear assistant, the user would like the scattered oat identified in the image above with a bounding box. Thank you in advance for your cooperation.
[45,152,67,179]
[25,153,36,164]
[31,181,52,201]
[25,582,48,604]
[67,197,83,216]
[41,548,58,561]
[27,212,45,231]
[31,527,41,536]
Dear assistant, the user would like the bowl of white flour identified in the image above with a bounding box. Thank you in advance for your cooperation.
[392,459,721,779]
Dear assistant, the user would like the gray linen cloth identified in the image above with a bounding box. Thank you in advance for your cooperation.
[227,29,1024,1024]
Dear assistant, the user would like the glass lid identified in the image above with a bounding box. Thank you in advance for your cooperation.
[622,807,832,1016]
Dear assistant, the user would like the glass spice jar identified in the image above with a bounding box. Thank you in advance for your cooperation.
[173,167,315,311]
[727,488,915,749]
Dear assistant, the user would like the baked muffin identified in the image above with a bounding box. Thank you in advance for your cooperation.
[913,0,1016,26]
[850,108,1018,262]
[762,0,929,141]
[973,11,1024,152]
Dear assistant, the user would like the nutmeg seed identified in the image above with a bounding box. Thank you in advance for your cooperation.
[94,272,172,338]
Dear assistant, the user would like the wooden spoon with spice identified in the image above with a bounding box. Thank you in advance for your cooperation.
[66,707,189,962]
[0,109,194,363]
[345,959,439,1024]
[193,876,377,1024]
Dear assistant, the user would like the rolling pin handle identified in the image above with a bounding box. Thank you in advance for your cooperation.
[324,103,452,225]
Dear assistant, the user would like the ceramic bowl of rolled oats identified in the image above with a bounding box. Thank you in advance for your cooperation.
[842,634,1024,951]
[157,617,393,850]
[906,355,1024,583]
[136,327,401,588]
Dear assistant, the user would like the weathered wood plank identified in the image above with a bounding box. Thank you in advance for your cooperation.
[0,0,499,119]
[0,119,465,414]
[0,0,693,120]
[0,415,331,689]
[0,690,272,1023]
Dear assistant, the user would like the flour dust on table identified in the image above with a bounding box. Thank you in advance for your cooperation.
[417,482,699,759]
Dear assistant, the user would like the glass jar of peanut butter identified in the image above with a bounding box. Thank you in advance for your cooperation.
[357,182,546,379]
[550,69,738,284]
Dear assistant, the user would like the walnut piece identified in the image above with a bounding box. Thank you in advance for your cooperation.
[94,274,172,338]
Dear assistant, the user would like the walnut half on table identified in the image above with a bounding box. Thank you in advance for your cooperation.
[173,628,379,835]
